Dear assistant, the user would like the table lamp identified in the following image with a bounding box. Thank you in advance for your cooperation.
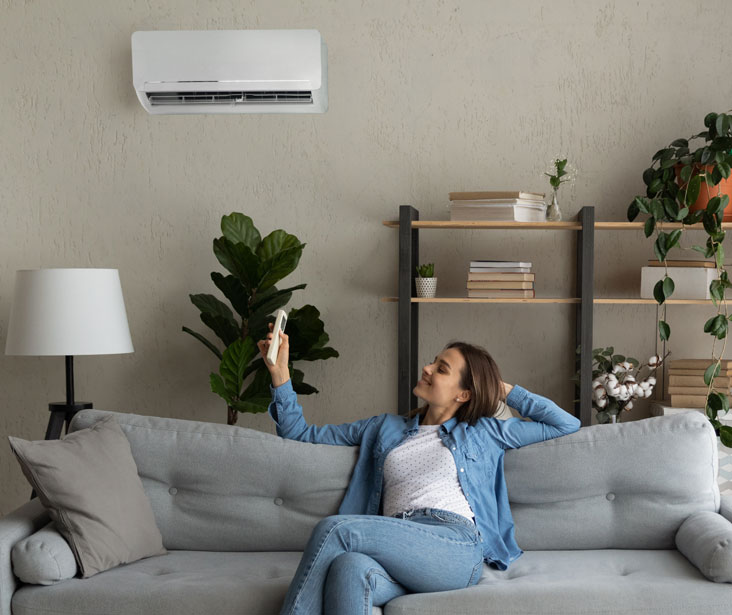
[5,268,134,440]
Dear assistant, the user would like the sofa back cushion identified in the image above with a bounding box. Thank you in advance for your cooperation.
[70,410,357,552]
[71,409,719,552]
[505,411,720,550]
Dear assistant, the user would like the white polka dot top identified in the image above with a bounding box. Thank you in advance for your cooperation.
[382,424,475,521]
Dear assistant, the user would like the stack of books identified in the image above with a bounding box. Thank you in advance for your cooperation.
[449,191,547,222]
[668,358,732,407]
[467,260,535,298]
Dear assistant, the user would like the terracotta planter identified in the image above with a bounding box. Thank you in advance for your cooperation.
[675,164,732,221]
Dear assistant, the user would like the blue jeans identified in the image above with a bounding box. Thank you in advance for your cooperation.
[279,508,484,615]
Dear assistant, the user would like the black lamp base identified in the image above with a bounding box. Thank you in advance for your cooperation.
[45,401,93,440]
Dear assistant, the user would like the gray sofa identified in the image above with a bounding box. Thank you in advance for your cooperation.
[1,408,731,615]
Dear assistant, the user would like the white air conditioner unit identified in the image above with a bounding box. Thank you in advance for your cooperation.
[131,29,327,115]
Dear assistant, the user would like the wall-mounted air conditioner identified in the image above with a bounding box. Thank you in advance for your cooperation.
[131,29,327,114]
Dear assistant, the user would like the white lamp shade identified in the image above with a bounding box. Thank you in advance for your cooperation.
[5,269,134,356]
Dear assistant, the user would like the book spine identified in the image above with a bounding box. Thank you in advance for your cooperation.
[668,386,732,395]
[669,395,708,407]
[466,281,534,289]
[669,360,732,369]
[668,369,732,377]
[467,273,535,281]
[668,375,732,387]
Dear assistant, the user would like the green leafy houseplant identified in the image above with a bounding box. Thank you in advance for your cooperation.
[415,263,435,278]
[183,213,338,425]
[627,110,732,446]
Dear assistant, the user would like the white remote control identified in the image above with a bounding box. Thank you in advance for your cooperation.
[266,309,288,366]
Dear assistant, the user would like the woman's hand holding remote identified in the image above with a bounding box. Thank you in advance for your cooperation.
[257,323,290,387]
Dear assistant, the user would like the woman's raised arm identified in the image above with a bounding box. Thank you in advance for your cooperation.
[481,384,581,449]
[260,326,374,446]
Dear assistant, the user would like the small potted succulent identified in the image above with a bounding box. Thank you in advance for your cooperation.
[574,346,668,424]
[415,263,437,298]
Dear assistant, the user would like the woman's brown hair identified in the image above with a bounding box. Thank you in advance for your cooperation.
[408,341,504,426]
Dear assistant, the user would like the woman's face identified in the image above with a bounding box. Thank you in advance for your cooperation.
[413,347,470,407]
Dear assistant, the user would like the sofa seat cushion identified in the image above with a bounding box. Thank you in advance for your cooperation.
[385,550,732,615]
[11,550,385,615]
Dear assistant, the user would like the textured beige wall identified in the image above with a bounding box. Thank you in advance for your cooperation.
[2,0,731,514]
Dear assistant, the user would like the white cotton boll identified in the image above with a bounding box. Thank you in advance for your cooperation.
[647,376,656,386]
[592,378,604,389]
[612,364,625,374]
[625,400,634,411]
[621,361,633,371]
[624,374,637,385]
[595,396,608,408]
[605,383,621,397]
[633,384,644,397]
[639,380,651,390]
[594,386,608,401]
[648,355,661,367]
[644,387,653,398]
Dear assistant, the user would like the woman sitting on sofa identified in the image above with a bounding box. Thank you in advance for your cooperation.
[258,325,580,615]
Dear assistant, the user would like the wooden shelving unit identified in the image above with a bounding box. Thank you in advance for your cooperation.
[384,206,722,427]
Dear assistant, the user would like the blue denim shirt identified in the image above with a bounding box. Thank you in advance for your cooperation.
[268,380,580,570]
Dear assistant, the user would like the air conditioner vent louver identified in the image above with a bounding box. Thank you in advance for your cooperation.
[146,90,313,106]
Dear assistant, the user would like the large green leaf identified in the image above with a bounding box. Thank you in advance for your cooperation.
[210,372,234,406]
[213,237,261,288]
[298,346,339,361]
[291,368,319,395]
[182,326,223,360]
[250,284,307,314]
[685,175,702,206]
[190,293,236,321]
[200,313,240,347]
[659,320,670,341]
[220,337,258,395]
[256,230,306,291]
[239,368,272,406]
[230,398,270,414]
[221,213,261,252]
[211,273,251,318]
[721,425,732,447]
[704,362,722,385]
[286,305,327,359]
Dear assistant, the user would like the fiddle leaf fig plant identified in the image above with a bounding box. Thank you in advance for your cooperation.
[627,110,732,445]
[183,213,339,425]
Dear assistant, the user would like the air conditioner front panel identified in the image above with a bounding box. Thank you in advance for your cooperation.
[131,29,327,114]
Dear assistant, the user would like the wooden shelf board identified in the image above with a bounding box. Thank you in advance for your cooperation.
[381,297,580,303]
[383,220,732,230]
[381,297,717,305]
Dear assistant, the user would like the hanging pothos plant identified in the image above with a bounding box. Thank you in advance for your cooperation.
[183,213,339,425]
[627,110,732,446]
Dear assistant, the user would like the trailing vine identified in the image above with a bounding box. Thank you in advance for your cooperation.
[628,111,732,446]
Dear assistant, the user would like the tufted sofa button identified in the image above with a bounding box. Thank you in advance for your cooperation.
[606,492,615,501]
[169,487,178,495]
[274,497,284,506]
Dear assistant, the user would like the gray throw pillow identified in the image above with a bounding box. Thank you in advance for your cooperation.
[12,522,78,585]
[675,510,732,583]
[8,415,166,578]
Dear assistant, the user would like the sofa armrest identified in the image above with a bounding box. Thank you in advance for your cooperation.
[720,494,732,523]
[676,510,732,583]
[0,499,50,615]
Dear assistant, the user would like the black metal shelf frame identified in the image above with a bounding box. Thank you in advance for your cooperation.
[396,205,595,426]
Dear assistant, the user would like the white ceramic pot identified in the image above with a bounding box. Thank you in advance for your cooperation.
[415,277,437,298]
